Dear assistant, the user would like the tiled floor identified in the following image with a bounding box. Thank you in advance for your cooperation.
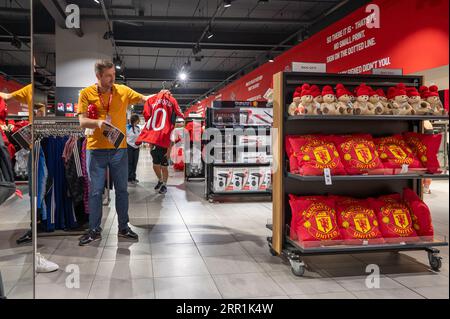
[1,152,449,299]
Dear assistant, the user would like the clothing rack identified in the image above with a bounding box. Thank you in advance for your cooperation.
[31,119,110,236]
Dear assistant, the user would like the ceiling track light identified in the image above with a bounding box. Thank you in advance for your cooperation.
[113,55,122,70]
[94,0,100,4]
[206,29,214,39]
[266,53,274,63]
[103,31,114,40]
[224,0,232,8]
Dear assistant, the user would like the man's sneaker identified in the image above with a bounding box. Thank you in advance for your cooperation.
[16,229,32,245]
[79,229,102,246]
[118,227,139,240]
[159,185,168,194]
[36,253,59,273]
[154,181,163,191]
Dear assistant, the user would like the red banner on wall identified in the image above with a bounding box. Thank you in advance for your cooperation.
[194,0,448,107]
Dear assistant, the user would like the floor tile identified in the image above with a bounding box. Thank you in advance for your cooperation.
[100,245,152,261]
[94,260,153,281]
[268,271,346,295]
[35,282,92,299]
[290,292,357,299]
[412,286,449,299]
[152,257,209,277]
[154,275,221,299]
[88,278,155,299]
[335,275,405,291]
[204,255,263,275]
[387,273,450,288]
[197,242,249,257]
[353,288,424,299]
[150,243,200,259]
[212,273,285,299]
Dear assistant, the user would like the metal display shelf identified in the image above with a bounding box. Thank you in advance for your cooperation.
[205,106,273,202]
[184,117,206,182]
[286,172,450,182]
[213,190,272,196]
[270,71,448,277]
[287,115,449,121]
[213,162,272,167]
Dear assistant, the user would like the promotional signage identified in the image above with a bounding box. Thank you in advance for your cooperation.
[372,68,403,76]
[292,62,327,73]
[196,0,448,105]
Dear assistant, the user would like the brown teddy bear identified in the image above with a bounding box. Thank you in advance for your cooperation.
[335,84,353,115]
[288,86,303,115]
[320,86,339,115]
[368,89,385,115]
[298,85,317,115]
[407,87,432,115]
[353,84,375,115]
[389,85,415,115]
[421,85,446,115]
[376,89,390,114]
[310,85,323,115]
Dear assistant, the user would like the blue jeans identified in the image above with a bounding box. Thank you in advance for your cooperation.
[86,149,129,232]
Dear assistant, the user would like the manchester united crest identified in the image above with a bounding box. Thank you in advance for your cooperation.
[355,144,373,164]
[313,146,332,164]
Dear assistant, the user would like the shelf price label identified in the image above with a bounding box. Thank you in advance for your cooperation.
[400,164,409,174]
[324,168,332,185]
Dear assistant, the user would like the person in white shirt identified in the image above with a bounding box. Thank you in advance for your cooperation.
[127,114,141,185]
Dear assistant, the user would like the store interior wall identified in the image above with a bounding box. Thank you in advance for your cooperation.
[56,20,113,87]
[413,65,450,90]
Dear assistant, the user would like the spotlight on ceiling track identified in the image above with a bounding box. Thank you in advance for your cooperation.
[206,28,214,39]
[113,55,122,70]
[224,0,232,8]
[178,72,188,81]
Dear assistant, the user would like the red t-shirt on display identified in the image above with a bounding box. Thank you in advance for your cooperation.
[136,92,184,148]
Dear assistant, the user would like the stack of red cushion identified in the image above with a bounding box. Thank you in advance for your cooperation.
[288,188,434,246]
[286,133,442,175]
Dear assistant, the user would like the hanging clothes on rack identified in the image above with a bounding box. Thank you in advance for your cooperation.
[63,136,88,225]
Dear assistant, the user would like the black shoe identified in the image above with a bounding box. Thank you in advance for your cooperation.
[118,227,139,240]
[159,185,167,194]
[16,229,32,245]
[154,181,163,190]
[79,229,102,246]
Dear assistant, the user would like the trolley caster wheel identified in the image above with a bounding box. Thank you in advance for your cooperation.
[429,255,442,271]
[269,248,278,257]
[290,261,305,277]
[208,199,214,203]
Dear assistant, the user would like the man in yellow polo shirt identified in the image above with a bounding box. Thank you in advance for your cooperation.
[78,59,163,246]
[0,84,33,119]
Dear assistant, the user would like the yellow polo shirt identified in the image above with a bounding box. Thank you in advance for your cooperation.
[78,84,143,150]
[10,84,33,120]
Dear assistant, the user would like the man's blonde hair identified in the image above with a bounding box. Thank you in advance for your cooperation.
[95,59,115,75]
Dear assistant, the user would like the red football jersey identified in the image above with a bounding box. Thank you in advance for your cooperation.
[136,92,184,148]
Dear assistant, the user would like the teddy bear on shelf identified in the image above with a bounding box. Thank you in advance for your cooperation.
[376,89,390,114]
[368,89,385,115]
[335,84,353,115]
[388,85,415,115]
[353,84,375,115]
[297,85,318,115]
[407,87,432,115]
[421,85,447,115]
[308,85,322,115]
[320,85,339,115]
[288,86,303,115]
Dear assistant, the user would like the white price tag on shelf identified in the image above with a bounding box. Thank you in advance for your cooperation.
[324,168,332,185]
[399,241,406,245]
[400,164,409,174]
[362,240,369,246]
